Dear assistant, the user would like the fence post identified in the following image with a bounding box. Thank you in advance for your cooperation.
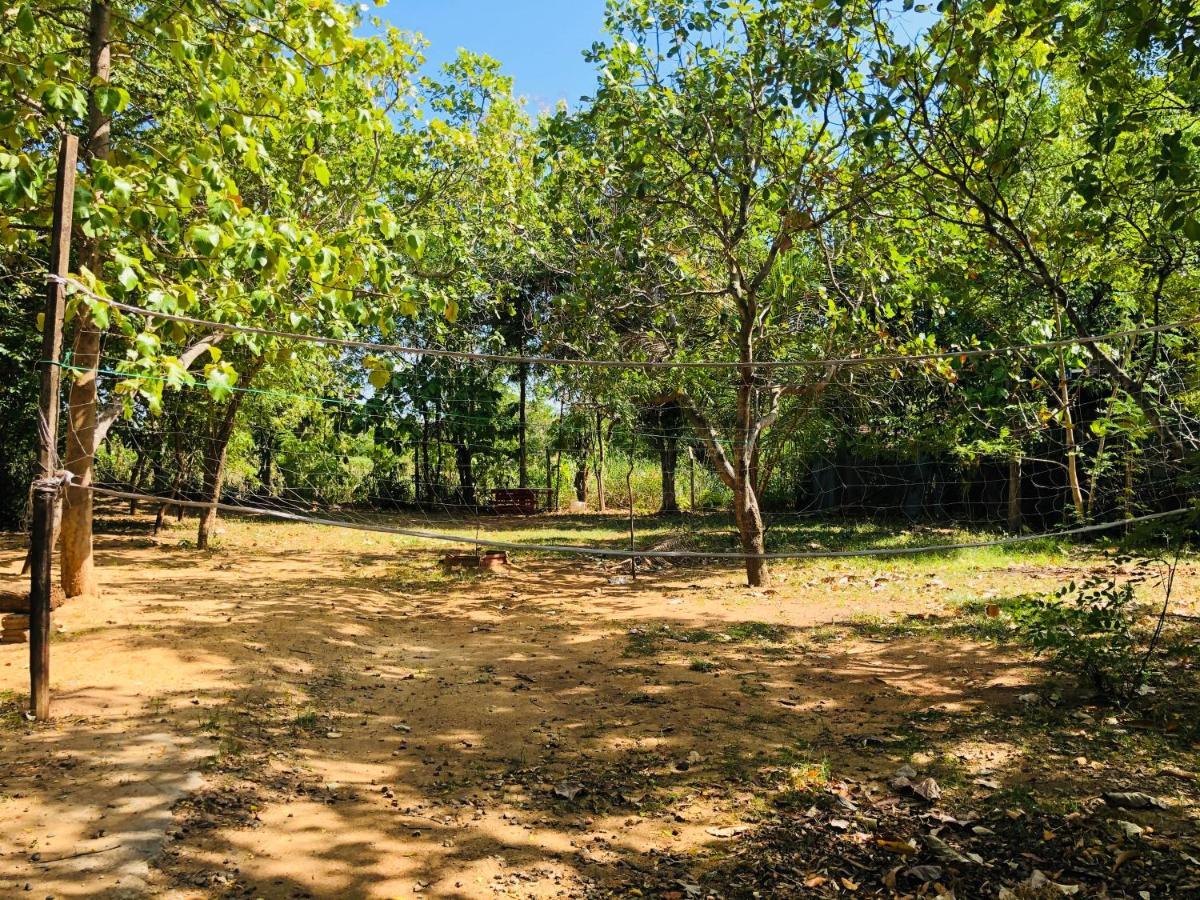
[30,133,77,721]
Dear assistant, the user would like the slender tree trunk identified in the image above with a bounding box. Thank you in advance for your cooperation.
[1060,387,1086,520]
[454,441,476,507]
[734,384,769,586]
[418,415,429,504]
[734,312,768,587]
[689,448,697,511]
[518,363,528,489]
[658,432,679,514]
[1054,302,1086,520]
[1123,448,1135,524]
[257,428,275,494]
[1007,456,1022,533]
[156,426,186,533]
[196,362,259,549]
[197,400,242,550]
[594,410,606,512]
[60,0,111,598]
[573,464,588,503]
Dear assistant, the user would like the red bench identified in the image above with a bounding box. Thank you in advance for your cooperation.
[489,488,545,515]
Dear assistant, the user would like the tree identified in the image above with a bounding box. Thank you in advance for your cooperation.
[1,1,529,580]
[877,0,1200,463]
[545,0,891,584]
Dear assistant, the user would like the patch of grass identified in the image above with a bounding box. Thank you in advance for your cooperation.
[291,709,321,733]
[624,620,791,657]
[738,678,768,697]
[848,613,921,639]
[724,621,789,642]
[0,690,25,730]
[689,657,721,673]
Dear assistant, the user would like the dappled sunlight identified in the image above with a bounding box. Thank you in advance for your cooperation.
[1,517,1196,897]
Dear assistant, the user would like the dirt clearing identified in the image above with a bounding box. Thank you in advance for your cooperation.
[1,509,1198,898]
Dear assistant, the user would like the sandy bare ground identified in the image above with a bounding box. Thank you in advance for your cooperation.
[1,510,1197,898]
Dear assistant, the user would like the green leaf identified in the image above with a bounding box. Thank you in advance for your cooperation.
[16,4,35,33]
[117,266,139,291]
[134,332,159,357]
[367,366,392,389]
[403,229,425,260]
[205,363,238,401]
[186,223,222,255]
[94,85,130,115]
[303,153,331,187]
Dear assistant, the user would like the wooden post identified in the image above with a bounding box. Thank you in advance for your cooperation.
[31,133,77,721]
[1007,456,1022,534]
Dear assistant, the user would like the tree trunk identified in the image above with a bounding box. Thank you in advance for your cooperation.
[734,318,768,586]
[1123,449,1135,524]
[594,410,606,512]
[454,442,476,508]
[1061,389,1086,521]
[733,477,769,586]
[573,464,588,503]
[60,0,111,598]
[418,415,429,504]
[1007,456,1022,533]
[1054,302,1086,520]
[196,366,257,549]
[518,363,528,488]
[196,432,228,551]
[689,447,697,510]
[197,401,240,550]
[659,440,679,515]
[257,429,275,494]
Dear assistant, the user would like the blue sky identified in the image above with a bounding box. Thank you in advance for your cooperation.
[382,1,609,113]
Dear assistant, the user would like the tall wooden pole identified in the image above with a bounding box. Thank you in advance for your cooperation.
[30,133,77,721]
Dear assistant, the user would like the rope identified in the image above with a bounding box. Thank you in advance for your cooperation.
[87,485,1190,560]
[49,274,1200,372]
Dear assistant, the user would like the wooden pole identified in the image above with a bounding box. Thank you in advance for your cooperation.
[31,133,78,721]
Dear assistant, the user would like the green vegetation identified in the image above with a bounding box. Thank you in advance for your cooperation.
[1,1,1197,598]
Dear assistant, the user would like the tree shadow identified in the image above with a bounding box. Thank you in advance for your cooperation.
[1,511,1196,898]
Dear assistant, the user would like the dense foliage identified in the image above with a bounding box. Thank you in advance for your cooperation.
[1,0,1198,588]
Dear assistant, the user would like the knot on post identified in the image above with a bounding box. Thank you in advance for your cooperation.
[32,469,74,497]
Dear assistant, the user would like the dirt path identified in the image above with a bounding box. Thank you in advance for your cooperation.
[1,512,1196,898]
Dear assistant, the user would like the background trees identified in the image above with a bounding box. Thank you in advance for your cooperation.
[2,0,1197,589]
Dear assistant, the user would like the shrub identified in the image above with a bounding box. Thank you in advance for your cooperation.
[1015,576,1146,701]
[1014,552,1181,703]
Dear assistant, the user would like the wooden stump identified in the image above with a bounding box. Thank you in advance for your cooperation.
[0,587,65,643]
[2,613,31,644]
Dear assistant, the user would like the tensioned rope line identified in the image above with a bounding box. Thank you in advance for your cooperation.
[50,274,1200,371]
[85,485,1192,560]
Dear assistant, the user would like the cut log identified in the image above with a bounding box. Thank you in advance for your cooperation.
[0,585,66,613]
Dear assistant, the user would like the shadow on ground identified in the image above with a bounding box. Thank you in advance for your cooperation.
[0,511,1197,898]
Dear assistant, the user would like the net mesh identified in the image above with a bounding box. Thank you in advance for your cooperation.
[57,281,1199,565]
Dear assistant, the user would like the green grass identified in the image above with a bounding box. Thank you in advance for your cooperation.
[624,620,793,657]
[162,507,1106,572]
[291,709,322,733]
[0,690,25,731]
